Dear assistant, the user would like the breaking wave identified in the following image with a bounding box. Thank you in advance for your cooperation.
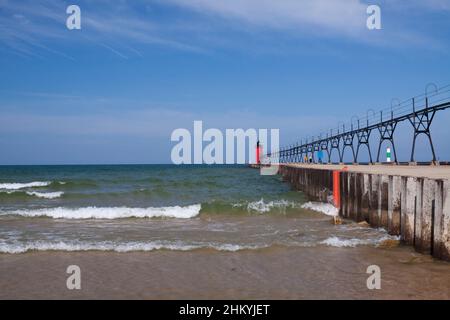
[194,198,306,215]
[0,181,51,190]
[0,204,202,220]
[0,240,267,254]
[231,199,302,214]
[301,202,339,217]
[0,190,64,200]
[320,235,400,248]
[0,234,400,253]
[25,191,64,199]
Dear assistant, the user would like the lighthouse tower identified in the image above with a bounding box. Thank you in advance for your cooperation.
[256,141,263,165]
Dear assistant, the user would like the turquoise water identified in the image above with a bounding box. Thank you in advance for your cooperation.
[0,165,396,253]
[0,165,299,209]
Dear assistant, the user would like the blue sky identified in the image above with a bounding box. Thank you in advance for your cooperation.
[0,0,450,164]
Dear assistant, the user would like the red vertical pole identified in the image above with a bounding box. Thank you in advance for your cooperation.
[333,170,341,209]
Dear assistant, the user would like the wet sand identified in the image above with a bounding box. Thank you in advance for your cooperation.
[1,245,449,300]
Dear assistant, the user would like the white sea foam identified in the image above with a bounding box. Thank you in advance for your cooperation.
[320,235,399,248]
[301,201,339,217]
[234,199,301,213]
[0,240,265,254]
[320,237,369,247]
[0,181,51,190]
[1,204,202,219]
[26,191,64,199]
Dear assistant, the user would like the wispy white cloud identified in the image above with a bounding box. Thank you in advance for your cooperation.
[0,0,448,59]
[162,0,449,49]
[98,43,129,59]
[165,0,368,37]
[0,0,206,59]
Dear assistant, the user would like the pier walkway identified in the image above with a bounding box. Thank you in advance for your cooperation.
[286,163,450,180]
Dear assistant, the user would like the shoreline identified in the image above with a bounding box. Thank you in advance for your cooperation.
[1,245,449,300]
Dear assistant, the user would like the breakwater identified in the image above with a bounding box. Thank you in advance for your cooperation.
[279,164,450,261]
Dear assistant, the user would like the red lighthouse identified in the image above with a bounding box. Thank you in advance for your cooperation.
[256,141,262,165]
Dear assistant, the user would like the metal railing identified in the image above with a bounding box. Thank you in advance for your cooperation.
[265,83,450,164]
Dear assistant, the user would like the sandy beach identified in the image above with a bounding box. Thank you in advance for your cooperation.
[1,245,449,300]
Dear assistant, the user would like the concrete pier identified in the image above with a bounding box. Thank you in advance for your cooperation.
[278,164,450,261]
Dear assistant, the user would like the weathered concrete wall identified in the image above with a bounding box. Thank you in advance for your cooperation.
[279,165,450,261]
